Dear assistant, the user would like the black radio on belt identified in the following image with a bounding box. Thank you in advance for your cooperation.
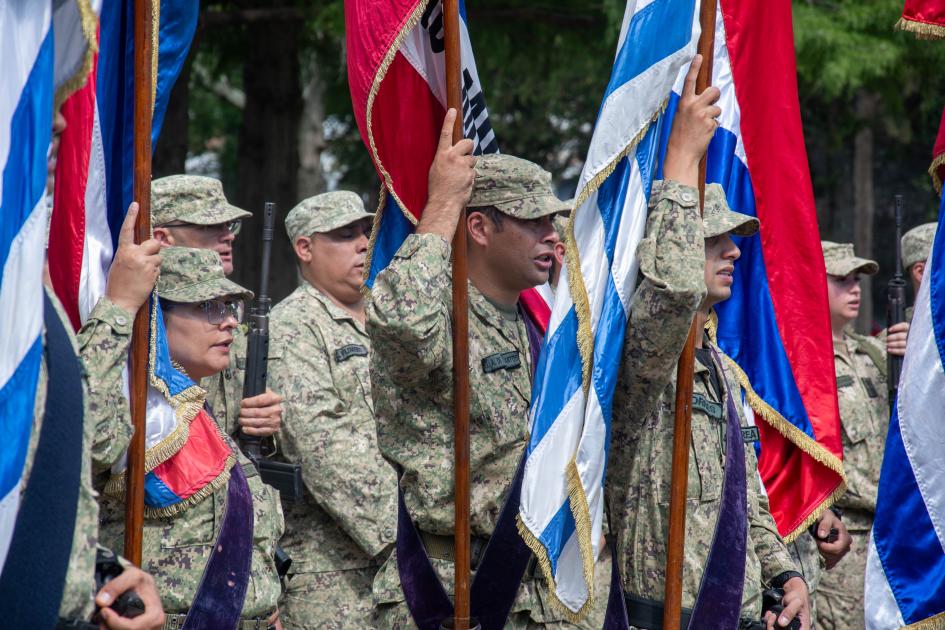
[92,548,145,622]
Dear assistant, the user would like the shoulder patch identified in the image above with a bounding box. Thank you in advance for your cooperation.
[836,374,855,388]
[335,344,368,363]
[482,350,521,374]
[741,426,760,444]
[692,393,723,420]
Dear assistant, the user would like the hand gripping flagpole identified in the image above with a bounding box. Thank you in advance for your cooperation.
[125,0,154,565]
[443,0,473,628]
[662,0,717,627]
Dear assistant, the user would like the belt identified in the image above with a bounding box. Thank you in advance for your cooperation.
[163,611,277,630]
[623,593,761,630]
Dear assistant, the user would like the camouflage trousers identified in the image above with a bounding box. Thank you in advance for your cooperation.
[788,533,825,628]
[281,567,378,630]
[816,529,868,630]
[373,544,613,629]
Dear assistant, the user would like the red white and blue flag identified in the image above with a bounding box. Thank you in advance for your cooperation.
[47,1,224,516]
[345,0,551,328]
[675,0,845,540]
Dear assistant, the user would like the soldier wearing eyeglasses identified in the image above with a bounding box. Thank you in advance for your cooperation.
[267,192,397,629]
[151,175,284,442]
[79,246,285,627]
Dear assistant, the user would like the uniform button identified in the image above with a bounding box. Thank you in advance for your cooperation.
[384,527,395,541]
[680,192,695,204]
[115,315,127,327]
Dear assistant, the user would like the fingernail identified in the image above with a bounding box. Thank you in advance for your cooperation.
[779,617,788,626]
[819,529,827,537]
[98,592,112,605]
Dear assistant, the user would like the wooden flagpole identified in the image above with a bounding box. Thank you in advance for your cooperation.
[124,0,154,566]
[662,0,717,627]
[443,0,472,627]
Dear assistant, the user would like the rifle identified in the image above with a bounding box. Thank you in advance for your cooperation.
[887,195,906,411]
[240,202,304,503]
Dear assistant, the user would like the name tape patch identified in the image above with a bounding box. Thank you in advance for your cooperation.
[836,374,855,388]
[862,377,879,398]
[482,351,521,374]
[692,393,723,420]
[741,426,760,444]
[335,344,368,363]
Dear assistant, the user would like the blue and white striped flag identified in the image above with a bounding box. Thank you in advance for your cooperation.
[517,0,700,616]
[864,195,945,628]
[0,2,54,571]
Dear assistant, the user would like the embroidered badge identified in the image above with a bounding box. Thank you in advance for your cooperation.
[861,377,879,398]
[482,351,521,373]
[741,426,760,444]
[836,374,855,388]
[335,344,368,363]
[692,393,723,420]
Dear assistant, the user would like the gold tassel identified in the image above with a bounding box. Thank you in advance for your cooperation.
[54,0,100,109]
[928,152,945,197]
[895,16,945,40]
[903,611,945,630]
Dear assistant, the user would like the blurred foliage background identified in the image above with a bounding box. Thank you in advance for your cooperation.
[152,0,945,330]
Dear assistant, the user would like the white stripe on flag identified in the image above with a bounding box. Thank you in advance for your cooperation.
[79,100,112,322]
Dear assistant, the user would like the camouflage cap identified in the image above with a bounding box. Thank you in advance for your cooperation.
[157,247,253,303]
[152,175,251,227]
[468,154,570,219]
[901,222,936,269]
[821,241,878,277]
[702,183,759,238]
[284,191,373,242]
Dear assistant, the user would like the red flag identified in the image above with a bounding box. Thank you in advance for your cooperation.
[930,106,945,195]
[897,0,945,39]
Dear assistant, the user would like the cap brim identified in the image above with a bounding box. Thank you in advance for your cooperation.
[703,211,760,239]
[826,257,879,277]
[159,277,254,303]
[315,211,375,234]
[495,194,572,220]
[185,204,253,226]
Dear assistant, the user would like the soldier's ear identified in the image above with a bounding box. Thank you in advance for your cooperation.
[466,211,490,248]
[153,227,174,246]
[294,236,314,263]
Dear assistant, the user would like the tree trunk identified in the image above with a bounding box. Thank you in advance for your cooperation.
[853,91,877,334]
[231,14,302,303]
[297,60,327,199]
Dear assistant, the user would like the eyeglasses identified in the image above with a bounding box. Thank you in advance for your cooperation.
[198,299,245,325]
[161,219,242,236]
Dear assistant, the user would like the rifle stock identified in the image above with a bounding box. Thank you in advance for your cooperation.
[887,195,906,410]
[239,202,304,502]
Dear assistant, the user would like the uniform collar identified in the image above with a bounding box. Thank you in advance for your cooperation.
[302,281,366,334]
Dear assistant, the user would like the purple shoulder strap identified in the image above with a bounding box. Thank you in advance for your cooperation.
[181,462,254,630]
[687,348,748,629]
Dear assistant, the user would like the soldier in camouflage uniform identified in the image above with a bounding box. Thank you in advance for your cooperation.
[367,107,591,628]
[901,222,936,315]
[816,242,889,630]
[267,191,398,629]
[79,245,285,627]
[607,180,809,629]
[151,174,283,440]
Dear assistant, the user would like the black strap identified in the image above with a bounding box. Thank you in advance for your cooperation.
[603,535,630,629]
[623,593,693,630]
[0,292,85,626]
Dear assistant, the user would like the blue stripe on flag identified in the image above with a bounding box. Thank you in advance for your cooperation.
[527,309,583,449]
[153,0,199,142]
[366,196,415,289]
[0,342,43,501]
[144,471,183,508]
[539,500,577,576]
[873,403,945,623]
[0,31,54,274]
[152,303,197,396]
[930,199,945,368]
[604,0,695,101]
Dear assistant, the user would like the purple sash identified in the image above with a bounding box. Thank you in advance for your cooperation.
[687,348,748,629]
[181,463,254,630]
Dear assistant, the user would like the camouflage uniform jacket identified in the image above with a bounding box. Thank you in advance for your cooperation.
[606,181,797,618]
[25,289,98,620]
[269,282,397,574]
[78,297,284,616]
[833,330,888,532]
[367,231,551,611]
[202,325,247,438]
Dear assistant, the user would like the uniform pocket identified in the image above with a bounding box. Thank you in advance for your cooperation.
[160,493,217,549]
